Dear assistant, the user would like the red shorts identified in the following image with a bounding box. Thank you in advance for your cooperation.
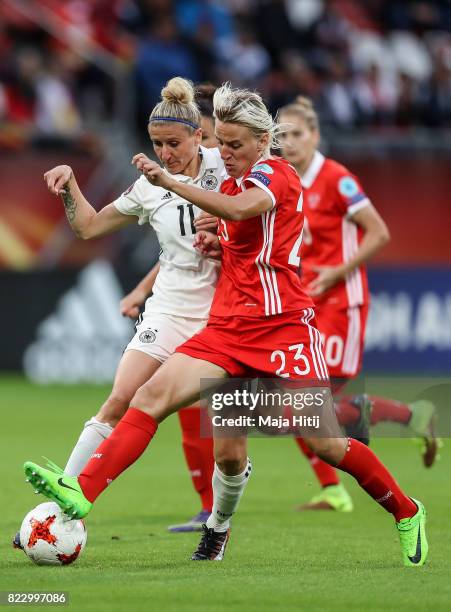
[176,308,329,381]
[314,303,369,379]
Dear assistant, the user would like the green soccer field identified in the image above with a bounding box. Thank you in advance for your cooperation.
[1,374,449,611]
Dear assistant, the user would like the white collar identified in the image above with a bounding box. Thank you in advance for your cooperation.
[302,151,325,189]
[199,145,220,172]
[170,146,220,184]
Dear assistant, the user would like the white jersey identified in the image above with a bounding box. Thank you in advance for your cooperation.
[114,146,225,319]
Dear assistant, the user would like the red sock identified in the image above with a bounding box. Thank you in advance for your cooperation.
[334,399,360,426]
[178,407,214,512]
[369,396,411,425]
[79,408,158,502]
[337,438,417,521]
[295,438,340,487]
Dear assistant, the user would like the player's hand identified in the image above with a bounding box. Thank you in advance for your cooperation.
[193,231,222,260]
[131,153,173,189]
[194,211,218,233]
[44,165,73,195]
[120,286,147,319]
[308,265,346,296]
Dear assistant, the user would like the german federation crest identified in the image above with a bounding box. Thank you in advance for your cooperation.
[139,329,157,343]
[201,174,218,190]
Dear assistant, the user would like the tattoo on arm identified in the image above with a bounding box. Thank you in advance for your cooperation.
[61,183,77,222]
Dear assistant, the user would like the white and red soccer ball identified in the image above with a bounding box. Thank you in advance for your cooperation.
[20,502,87,566]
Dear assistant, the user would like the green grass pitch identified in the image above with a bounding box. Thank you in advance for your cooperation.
[1,374,449,611]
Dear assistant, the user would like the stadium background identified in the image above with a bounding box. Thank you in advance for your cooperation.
[1,0,450,383]
[1,2,451,609]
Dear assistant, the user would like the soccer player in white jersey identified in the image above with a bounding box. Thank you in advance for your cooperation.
[13,77,225,549]
[120,84,219,533]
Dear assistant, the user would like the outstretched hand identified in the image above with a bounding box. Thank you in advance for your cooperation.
[120,286,147,319]
[131,153,173,190]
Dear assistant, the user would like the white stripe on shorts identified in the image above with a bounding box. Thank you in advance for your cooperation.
[301,308,329,380]
[342,306,361,376]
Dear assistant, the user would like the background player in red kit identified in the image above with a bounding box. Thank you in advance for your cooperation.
[279,97,439,512]
[24,83,428,568]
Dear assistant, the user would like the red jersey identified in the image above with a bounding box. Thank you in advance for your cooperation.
[210,157,313,318]
[300,151,370,308]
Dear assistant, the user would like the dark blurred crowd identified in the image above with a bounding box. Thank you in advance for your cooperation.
[1,0,451,150]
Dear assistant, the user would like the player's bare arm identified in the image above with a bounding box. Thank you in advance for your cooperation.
[43,165,135,239]
[309,204,390,296]
[194,210,218,232]
[131,154,272,220]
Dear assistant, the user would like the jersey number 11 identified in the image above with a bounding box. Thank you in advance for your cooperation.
[177,204,196,236]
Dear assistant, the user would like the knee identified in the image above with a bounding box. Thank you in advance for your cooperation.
[304,437,346,465]
[96,389,134,427]
[130,379,169,421]
[215,449,247,476]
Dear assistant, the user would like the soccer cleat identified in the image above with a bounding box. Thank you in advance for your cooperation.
[12,531,24,552]
[296,483,354,512]
[408,400,440,468]
[397,498,428,567]
[191,524,230,560]
[344,394,372,445]
[168,510,211,533]
[23,460,92,519]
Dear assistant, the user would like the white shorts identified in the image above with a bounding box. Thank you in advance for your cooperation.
[125,312,208,363]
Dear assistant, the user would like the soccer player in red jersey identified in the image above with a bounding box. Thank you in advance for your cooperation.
[24,83,428,567]
[278,97,438,512]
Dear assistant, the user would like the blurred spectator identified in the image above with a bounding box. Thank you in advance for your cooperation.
[353,62,397,125]
[265,50,321,112]
[250,0,298,65]
[134,14,201,131]
[320,55,357,127]
[393,72,421,127]
[418,46,451,127]
[1,0,451,146]
[34,57,81,138]
[218,24,270,86]
[175,0,235,42]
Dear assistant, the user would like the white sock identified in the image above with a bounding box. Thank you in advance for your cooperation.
[64,417,113,477]
[206,458,252,532]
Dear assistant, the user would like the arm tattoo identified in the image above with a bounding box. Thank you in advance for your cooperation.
[61,183,77,223]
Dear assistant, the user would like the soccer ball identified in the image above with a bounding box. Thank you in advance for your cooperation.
[19,502,87,566]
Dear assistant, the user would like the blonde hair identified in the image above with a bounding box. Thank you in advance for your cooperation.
[213,82,279,155]
[149,77,201,131]
[278,96,319,132]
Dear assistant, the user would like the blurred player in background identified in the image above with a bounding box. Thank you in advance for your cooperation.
[25,83,428,568]
[14,77,226,549]
[120,84,219,533]
[278,97,438,513]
